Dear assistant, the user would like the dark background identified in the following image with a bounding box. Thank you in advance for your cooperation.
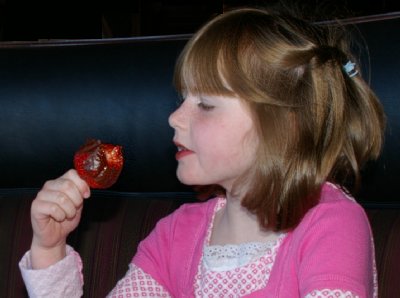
[0,0,400,41]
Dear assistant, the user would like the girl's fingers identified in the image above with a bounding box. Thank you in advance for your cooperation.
[34,189,79,220]
[41,171,90,209]
[42,179,80,207]
[32,199,68,222]
[32,169,91,224]
[61,169,91,199]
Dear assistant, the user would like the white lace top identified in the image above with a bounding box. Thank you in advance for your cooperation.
[203,240,282,271]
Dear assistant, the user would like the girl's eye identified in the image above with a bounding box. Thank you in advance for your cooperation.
[197,101,214,111]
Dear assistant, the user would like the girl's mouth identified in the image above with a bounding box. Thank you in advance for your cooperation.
[174,143,194,160]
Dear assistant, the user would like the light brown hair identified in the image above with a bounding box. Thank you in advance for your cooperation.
[173,8,386,231]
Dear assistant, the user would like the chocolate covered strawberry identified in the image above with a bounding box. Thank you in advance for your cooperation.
[74,139,123,189]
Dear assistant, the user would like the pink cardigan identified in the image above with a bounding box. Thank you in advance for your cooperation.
[133,183,376,297]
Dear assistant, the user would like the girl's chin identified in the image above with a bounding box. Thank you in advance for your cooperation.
[176,176,199,186]
[176,172,208,186]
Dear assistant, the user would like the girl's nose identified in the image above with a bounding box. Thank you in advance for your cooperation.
[168,102,185,129]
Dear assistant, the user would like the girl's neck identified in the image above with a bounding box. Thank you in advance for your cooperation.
[209,191,280,246]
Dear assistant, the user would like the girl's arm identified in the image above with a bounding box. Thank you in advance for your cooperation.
[298,198,377,297]
[19,245,83,298]
[19,169,90,297]
[29,169,90,269]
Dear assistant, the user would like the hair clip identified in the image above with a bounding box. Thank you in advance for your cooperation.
[343,61,358,78]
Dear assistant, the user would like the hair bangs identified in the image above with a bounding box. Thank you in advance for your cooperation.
[173,21,241,97]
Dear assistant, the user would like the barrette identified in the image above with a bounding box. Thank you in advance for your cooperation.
[343,61,358,78]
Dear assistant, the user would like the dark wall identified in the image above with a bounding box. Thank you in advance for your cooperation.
[0,0,399,41]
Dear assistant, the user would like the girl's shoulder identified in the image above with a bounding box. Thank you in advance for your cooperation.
[295,182,370,236]
[320,182,357,204]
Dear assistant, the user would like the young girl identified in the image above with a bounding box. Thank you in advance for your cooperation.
[20,8,385,297]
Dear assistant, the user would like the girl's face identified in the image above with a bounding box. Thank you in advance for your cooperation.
[168,93,259,193]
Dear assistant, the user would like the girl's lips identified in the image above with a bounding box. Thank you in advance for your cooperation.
[174,142,194,160]
[175,149,194,160]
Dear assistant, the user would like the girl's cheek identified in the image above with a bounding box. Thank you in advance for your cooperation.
[191,119,212,137]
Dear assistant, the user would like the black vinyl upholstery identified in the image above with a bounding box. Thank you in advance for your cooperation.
[1,37,190,192]
[0,16,399,202]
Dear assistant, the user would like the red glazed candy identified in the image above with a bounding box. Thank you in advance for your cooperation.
[74,139,124,189]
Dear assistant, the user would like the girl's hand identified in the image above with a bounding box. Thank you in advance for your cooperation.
[30,169,91,269]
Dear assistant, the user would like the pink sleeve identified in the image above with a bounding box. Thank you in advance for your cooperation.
[297,199,376,297]
[132,200,213,296]
[107,263,171,297]
[132,208,177,294]
[19,245,83,298]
